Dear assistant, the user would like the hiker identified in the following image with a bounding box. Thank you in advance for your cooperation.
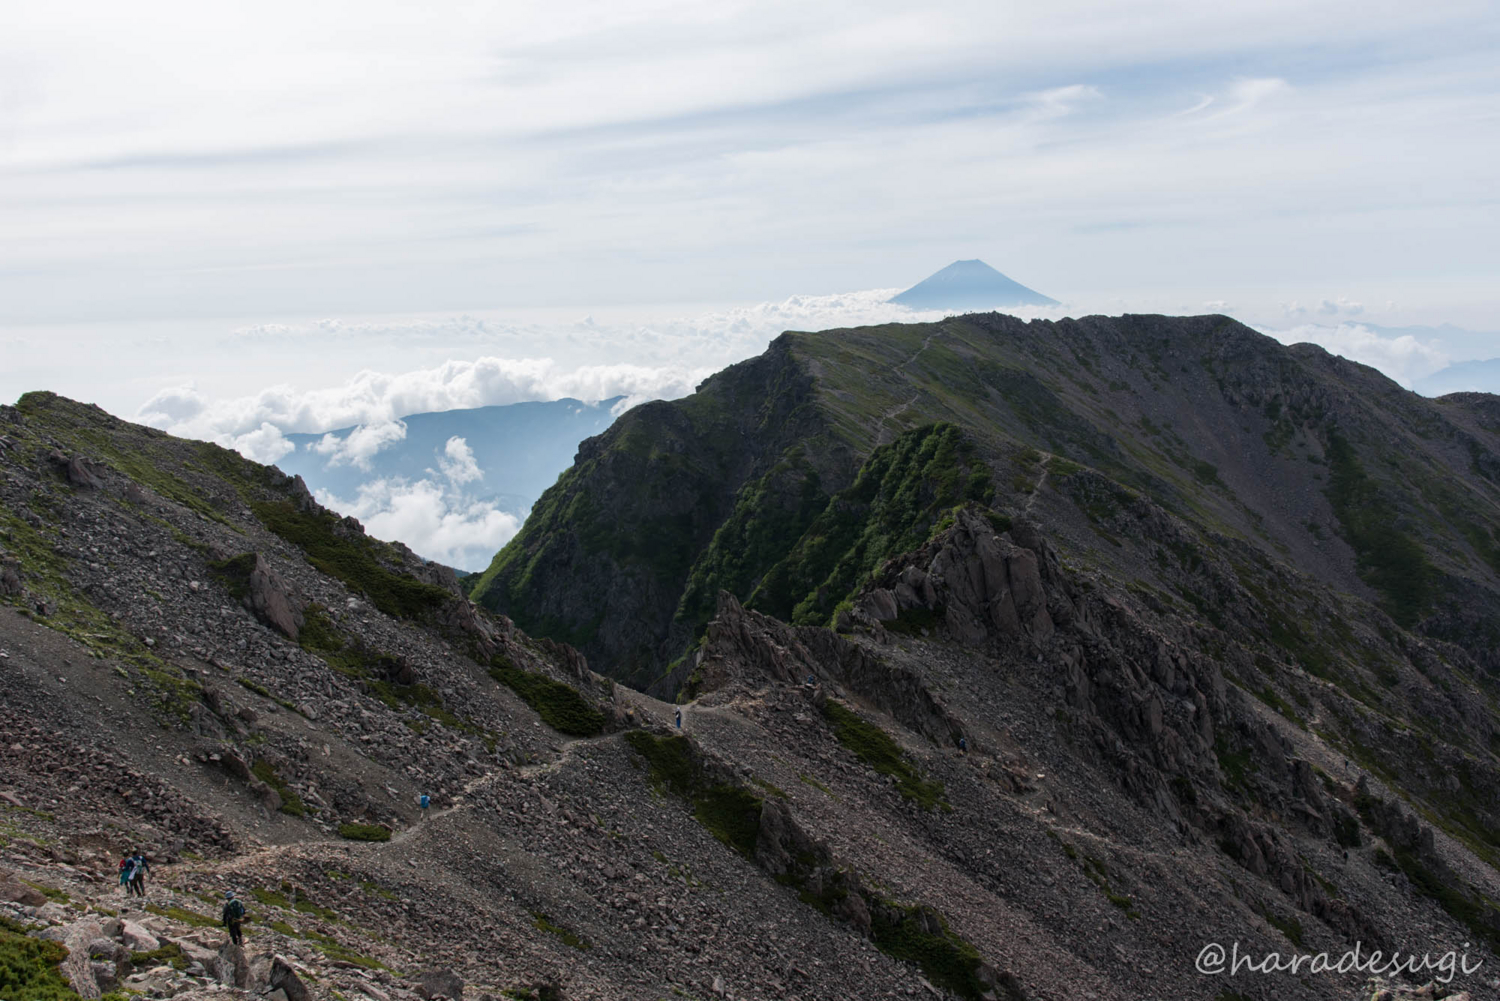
[128,853,150,896]
[420,793,431,819]
[958,736,968,755]
[118,856,133,895]
[221,890,245,945]
[674,707,682,730]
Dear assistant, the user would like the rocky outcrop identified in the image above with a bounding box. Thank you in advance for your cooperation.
[245,554,304,641]
[269,955,312,1001]
[414,968,465,1000]
[48,451,106,491]
[850,507,1054,645]
[693,591,962,745]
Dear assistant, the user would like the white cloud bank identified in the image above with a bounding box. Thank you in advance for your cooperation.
[1258,322,1451,388]
[134,288,1016,445]
[135,289,1022,568]
[312,435,513,570]
[128,289,1462,568]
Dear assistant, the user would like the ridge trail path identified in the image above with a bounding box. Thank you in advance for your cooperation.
[386,731,622,843]
[876,331,940,442]
[1023,453,1054,516]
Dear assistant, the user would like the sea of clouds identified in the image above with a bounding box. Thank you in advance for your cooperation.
[137,290,1014,567]
[134,292,1458,570]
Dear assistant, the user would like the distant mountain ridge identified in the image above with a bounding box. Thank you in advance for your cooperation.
[889,259,1058,310]
[1414,358,1500,397]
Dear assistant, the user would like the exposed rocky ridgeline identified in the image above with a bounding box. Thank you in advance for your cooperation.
[5,336,1500,1001]
[475,313,1500,691]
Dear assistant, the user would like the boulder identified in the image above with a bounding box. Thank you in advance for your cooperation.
[249,779,282,813]
[90,960,119,993]
[0,875,47,907]
[0,560,21,596]
[414,968,465,1001]
[245,554,304,641]
[247,951,275,991]
[119,919,161,952]
[218,940,250,988]
[59,918,106,999]
[35,901,72,922]
[269,955,312,1001]
[87,937,131,964]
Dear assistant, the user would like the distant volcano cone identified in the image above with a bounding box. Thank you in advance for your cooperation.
[889,260,1058,310]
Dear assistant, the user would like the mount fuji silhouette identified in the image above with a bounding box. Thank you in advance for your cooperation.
[889,259,1058,310]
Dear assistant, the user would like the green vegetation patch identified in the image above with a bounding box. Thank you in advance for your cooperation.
[251,759,307,817]
[0,913,83,1001]
[1324,432,1433,627]
[338,823,392,842]
[674,453,829,640]
[249,500,453,620]
[143,904,217,929]
[821,701,948,811]
[250,882,338,921]
[207,552,258,600]
[1260,907,1304,948]
[749,424,993,627]
[129,942,187,970]
[489,657,606,736]
[869,903,992,1001]
[531,912,591,951]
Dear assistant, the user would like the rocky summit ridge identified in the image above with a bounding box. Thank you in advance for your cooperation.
[3,301,1500,1001]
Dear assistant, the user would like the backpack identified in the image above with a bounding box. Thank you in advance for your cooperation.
[223,899,245,922]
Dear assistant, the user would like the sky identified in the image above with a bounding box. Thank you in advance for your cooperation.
[4,0,1499,565]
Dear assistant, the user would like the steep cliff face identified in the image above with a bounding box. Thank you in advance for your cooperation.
[469,336,850,691]
[477,312,1500,696]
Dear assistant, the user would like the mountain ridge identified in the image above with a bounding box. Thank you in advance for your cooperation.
[473,311,1500,690]
[4,381,1500,998]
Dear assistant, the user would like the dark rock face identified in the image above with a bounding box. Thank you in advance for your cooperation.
[269,956,311,1001]
[693,591,962,745]
[472,336,837,691]
[245,553,304,641]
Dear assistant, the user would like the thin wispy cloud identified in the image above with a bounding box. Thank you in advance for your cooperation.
[2,0,1496,337]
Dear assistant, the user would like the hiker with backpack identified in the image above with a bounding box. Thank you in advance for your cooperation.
[128,853,150,896]
[118,856,133,896]
[222,890,246,945]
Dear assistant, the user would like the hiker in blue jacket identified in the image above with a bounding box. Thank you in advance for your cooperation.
[128,852,150,896]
